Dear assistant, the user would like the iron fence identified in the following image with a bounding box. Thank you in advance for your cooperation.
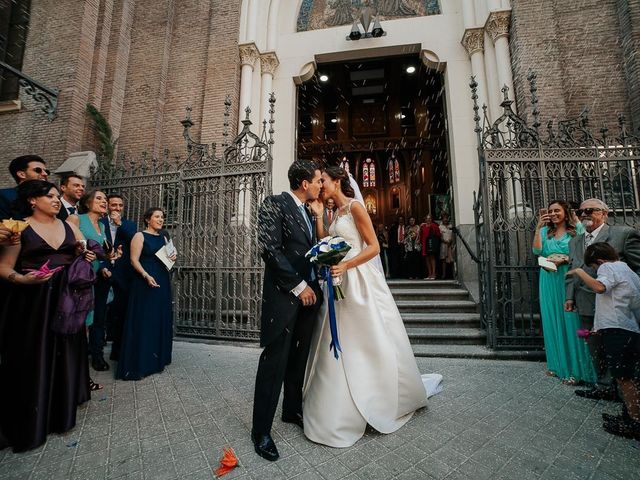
[471,73,640,349]
[91,95,275,341]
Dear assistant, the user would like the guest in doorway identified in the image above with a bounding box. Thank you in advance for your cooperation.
[420,214,441,280]
[404,217,421,279]
[439,213,455,279]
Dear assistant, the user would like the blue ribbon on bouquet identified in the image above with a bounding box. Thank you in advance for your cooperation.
[321,265,342,359]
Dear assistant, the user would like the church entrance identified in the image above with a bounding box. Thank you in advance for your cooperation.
[296,54,451,228]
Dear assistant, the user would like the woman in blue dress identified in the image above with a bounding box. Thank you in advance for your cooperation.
[532,200,596,384]
[116,207,176,380]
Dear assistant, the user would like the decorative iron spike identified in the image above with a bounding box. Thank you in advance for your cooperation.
[222,96,231,147]
[469,76,481,134]
[527,71,541,132]
[268,92,276,145]
[600,125,608,145]
[618,113,628,144]
[579,107,590,128]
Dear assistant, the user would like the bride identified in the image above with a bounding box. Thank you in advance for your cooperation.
[304,165,435,448]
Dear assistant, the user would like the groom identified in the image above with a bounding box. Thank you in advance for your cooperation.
[252,160,323,461]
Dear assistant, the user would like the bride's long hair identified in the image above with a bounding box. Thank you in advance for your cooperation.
[323,166,355,198]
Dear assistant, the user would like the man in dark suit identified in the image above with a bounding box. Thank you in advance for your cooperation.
[97,194,137,365]
[0,155,49,220]
[252,160,323,461]
[388,215,405,278]
[322,197,336,232]
[57,174,85,221]
[566,198,640,403]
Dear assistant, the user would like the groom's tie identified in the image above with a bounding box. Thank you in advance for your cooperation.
[299,204,312,237]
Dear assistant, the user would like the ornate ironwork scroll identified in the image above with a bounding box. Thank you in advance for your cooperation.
[0,60,59,120]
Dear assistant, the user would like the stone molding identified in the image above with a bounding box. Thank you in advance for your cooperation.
[239,42,260,67]
[259,51,279,75]
[485,10,511,42]
[461,27,485,56]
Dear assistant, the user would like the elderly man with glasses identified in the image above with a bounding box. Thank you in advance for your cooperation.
[565,199,640,417]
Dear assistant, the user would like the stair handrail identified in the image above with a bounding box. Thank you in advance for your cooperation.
[451,226,479,264]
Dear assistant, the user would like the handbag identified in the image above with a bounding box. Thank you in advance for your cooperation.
[51,240,101,334]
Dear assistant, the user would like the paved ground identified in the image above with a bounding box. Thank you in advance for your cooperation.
[0,341,638,480]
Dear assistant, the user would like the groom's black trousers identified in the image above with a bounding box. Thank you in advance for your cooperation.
[252,286,321,436]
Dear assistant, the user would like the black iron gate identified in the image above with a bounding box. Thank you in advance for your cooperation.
[472,74,640,349]
[91,96,275,341]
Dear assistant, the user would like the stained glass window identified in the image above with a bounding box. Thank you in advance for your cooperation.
[340,157,350,173]
[394,158,400,183]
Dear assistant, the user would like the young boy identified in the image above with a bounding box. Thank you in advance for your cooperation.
[567,242,640,440]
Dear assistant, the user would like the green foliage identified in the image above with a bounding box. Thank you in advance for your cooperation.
[86,103,118,164]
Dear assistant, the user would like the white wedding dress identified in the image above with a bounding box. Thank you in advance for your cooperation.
[302,200,439,448]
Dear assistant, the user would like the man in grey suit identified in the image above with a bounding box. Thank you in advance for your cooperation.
[565,198,640,400]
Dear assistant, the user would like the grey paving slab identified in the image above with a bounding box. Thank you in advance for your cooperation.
[0,341,639,480]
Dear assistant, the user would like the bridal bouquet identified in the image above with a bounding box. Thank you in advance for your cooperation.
[306,236,352,359]
[306,236,352,300]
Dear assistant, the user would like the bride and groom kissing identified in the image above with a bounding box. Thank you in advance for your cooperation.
[252,160,433,461]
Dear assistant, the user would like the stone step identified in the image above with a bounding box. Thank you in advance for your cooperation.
[390,288,470,301]
[412,344,546,360]
[386,279,460,289]
[401,312,481,327]
[395,299,478,313]
[406,327,486,345]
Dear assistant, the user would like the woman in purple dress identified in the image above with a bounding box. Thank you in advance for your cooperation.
[0,180,95,452]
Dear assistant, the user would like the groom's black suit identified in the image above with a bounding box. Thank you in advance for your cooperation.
[253,192,322,436]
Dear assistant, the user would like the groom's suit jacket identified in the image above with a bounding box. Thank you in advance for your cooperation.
[258,192,317,347]
[566,224,640,317]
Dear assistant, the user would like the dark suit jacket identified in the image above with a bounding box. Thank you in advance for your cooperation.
[388,222,404,249]
[258,192,317,347]
[566,224,640,317]
[99,216,138,289]
[0,187,19,220]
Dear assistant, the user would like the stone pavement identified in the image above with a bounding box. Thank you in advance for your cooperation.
[0,341,638,480]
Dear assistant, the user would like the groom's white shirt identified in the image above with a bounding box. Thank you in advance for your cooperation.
[286,191,308,297]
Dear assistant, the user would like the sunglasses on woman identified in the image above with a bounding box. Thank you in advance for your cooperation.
[32,167,51,175]
[575,208,604,216]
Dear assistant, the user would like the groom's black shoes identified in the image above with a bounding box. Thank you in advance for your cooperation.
[281,412,304,429]
[251,431,279,461]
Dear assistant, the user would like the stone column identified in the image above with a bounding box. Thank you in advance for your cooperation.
[461,28,490,119]
[461,0,475,28]
[259,52,279,124]
[485,10,515,104]
[238,42,259,129]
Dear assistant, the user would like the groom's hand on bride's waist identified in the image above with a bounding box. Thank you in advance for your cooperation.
[298,286,317,307]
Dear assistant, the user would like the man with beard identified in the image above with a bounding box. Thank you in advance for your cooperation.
[565,198,640,413]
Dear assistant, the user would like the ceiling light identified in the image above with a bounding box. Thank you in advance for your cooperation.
[401,114,406,119]
[406,66,416,74]
[319,74,329,82]
[330,118,337,124]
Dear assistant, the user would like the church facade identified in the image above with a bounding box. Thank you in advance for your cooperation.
[0,0,637,233]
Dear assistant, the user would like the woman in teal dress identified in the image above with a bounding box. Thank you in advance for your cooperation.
[532,200,596,384]
[68,189,110,390]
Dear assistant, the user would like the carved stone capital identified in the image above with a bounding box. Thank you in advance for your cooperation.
[485,10,511,42]
[461,27,485,56]
[260,51,280,76]
[239,42,260,67]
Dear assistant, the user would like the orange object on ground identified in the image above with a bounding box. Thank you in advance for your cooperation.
[215,447,239,477]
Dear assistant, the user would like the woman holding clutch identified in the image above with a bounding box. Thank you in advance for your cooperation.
[532,200,595,385]
[116,207,177,380]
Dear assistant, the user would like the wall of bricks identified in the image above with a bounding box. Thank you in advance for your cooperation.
[617,0,640,133]
[510,0,631,132]
[2,0,638,188]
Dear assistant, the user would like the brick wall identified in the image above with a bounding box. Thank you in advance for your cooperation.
[0,0,101,186]
[510,0,631,130]
[617,0,640,132]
